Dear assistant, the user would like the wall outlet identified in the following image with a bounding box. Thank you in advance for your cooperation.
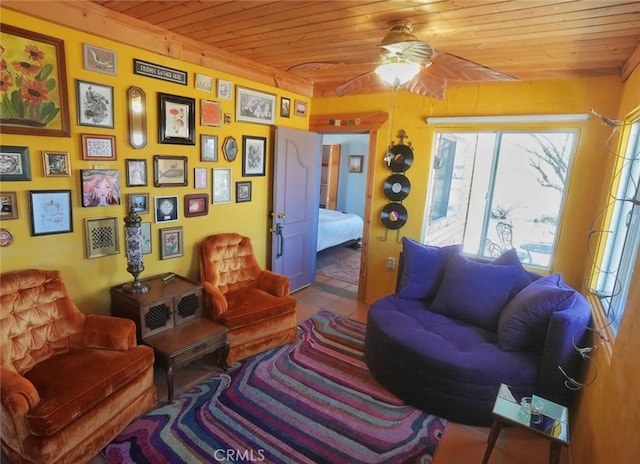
[386,257,396,270]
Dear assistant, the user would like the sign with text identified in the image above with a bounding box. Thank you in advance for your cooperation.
[133,59,187,85]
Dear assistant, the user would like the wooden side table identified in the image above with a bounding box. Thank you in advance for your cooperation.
[111,274,229,401]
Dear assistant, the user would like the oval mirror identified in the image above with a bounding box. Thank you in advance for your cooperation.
[128,86,147,149]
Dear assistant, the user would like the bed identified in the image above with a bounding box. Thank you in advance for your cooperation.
[317,208,364,252]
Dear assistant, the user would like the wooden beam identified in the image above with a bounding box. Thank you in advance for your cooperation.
[2,0,314,96]
[621,41,640,82]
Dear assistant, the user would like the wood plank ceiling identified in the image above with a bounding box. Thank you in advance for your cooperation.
[91,0,640,96]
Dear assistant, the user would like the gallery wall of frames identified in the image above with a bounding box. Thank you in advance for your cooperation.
[0,7,310,315]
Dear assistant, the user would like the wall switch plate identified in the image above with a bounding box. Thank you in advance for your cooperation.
[386,257,396,270]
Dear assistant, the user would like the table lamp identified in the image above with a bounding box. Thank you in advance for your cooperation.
[122,206,151,294]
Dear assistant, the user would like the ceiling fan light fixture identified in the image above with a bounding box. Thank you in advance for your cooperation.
[375,61,420,89]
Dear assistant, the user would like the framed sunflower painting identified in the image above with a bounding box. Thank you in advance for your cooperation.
[0,25,71,137]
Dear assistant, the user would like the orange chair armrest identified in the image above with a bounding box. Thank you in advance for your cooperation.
[83,314,136,350]
[1,366,40,413]
[202,281,228,318]
[257,270,290,297]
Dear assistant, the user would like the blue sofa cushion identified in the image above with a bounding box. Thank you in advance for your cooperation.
[492,248,536,296]
[498,273,577,352]
[430,253,522,331]
[397,237,461,301]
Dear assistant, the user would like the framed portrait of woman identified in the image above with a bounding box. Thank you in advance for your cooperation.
[80,169,121,207]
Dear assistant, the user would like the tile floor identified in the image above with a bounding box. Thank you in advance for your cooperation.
[155,274,569,464]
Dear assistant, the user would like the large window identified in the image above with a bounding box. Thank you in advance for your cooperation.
[593,119,640,336]
[424,130,578,269]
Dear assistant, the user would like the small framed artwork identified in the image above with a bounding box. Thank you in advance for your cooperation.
[155,195,179,223]
[242,135,267,176]
[294,99,308,117]
[348,155,364,173]
[85,216,119,259]
[212,168,232,204]
[28,190,73,236]
[42,151,71,177]
[81,134,117,160]
[76,79,114,128]
[280,97,291,118]
[236,181,252,203]
[201,135,218,161]
[217,79,232,100]
[128,193,149,214]
[200,99,221,127]
[158,93,196,145]
[83,44,117,75]
[81,169,121,207]
[141,221,151,254]
[236,87,276,125]
[194,167,208,189]
[154,155,188,187]
[0,146,31,181]
[0,192,18,220]
[195,73,213,92]
[222,135,238,162]
[184,193,209,217]
[125,159,148,187]
[159,226,183,260]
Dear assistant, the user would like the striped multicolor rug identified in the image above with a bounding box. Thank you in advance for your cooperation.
[100,310,446,463]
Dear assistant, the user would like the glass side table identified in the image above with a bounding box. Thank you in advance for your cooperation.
[482,383,569,464]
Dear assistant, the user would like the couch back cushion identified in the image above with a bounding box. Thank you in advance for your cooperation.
[498,273,577,352]
[430,253,523,332]
[0,269,85,375]
[397,237,461,301]
[199,233,263,295]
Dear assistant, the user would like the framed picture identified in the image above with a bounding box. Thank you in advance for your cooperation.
[42,151,71,177]
[236,181,252,203]
[0,146,31,181]
[242,135,267,176]
[236,87,276,125]
[127,193,149,214]
[212,168,232,204]
[81,169,121,207]
[201,135,218,161]
[125,159,148,187]
[194,167,208,189]
[85,217,119,258]
[280,97,291,118]
[217,79,232,100]
[195,73,213,92]
[154,155,188,187]
[222,136,238,162]
[83,44,116,75]
[200,99,221,127]
[294,99,308,117]
[81,134,116,160]
[0,25,70,137]
[28,190,73,236]
[348,155,364,173]
[184,193,209,217]
[154,195,179,223]
[76,79,114,128]
[141,221,151,254]
[0,192,18,220]
[158,93,196,145]
[159,226,183,260]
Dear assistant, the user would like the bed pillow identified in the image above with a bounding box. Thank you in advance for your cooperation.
[498,273,577,352]
[397,238,461,301]
[429,253,522,332]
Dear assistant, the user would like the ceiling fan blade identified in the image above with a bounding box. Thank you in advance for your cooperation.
[402,70,446,99]
[287,62,347,72]
[335,71,380,97]
[429,52,518,82]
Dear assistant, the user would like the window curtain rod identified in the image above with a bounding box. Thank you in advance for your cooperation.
[426,114,591,125]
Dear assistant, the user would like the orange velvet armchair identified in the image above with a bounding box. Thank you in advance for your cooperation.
[0,269,157,464]
[199,233,298,365]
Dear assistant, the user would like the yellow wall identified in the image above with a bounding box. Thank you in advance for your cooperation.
[0,8,309,315]
[313,78,622,303]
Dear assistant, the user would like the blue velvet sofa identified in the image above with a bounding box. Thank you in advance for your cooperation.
[364,238,592,425]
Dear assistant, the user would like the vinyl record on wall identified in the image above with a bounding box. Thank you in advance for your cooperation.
[383,174,411,201]
[387,144,414,172]
[381,203,408,230]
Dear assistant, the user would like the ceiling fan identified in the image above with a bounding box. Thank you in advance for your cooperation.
[289,20,518,99]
